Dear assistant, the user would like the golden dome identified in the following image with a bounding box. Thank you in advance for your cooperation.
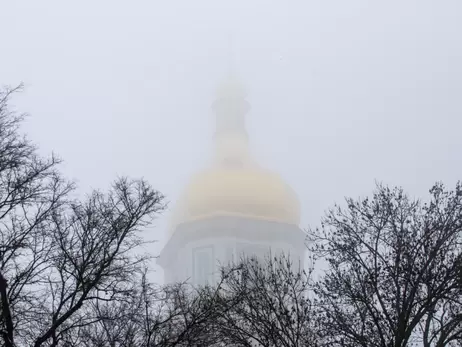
[170,168,300,231]
[168,76,300,234]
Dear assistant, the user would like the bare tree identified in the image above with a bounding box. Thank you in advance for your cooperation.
[209,254,318,347]
[309,183,462,347]
[0,86,165,347]
[66,266,239,347]
[0,84,73,347]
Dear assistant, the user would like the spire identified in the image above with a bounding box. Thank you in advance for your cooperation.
[212,75,253,168]
[212,75,249,139]
[226,32,236,77]
[210,28,254,168]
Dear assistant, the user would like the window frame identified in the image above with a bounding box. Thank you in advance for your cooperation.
[192,245,215,286]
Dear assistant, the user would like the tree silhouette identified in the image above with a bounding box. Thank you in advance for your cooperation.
[208,254,319,347]
[0,86,165,347]
[310,183,462,347]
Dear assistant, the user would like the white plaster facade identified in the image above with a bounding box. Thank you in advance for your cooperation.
[158,216,305,286]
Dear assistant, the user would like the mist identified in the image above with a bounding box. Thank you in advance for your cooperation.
[1,0,461,284]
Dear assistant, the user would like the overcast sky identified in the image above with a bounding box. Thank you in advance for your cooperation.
[1,0,461,280]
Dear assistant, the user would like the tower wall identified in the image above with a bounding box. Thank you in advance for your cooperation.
[158,216,306,286]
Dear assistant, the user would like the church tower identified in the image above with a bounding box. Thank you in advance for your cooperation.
[157,77,305,286]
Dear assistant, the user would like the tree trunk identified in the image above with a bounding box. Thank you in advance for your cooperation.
[0,271,14,347]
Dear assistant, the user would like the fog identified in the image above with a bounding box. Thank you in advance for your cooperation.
[1,0,461,283]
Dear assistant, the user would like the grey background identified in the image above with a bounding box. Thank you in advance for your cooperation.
[1,0,461,282]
